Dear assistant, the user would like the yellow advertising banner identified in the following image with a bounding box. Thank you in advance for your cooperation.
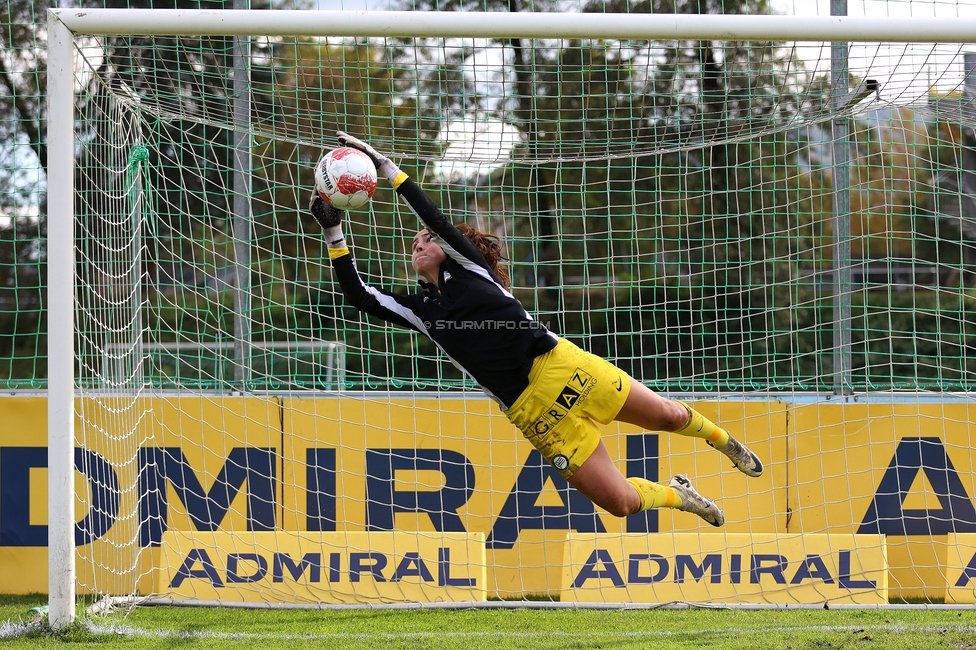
[791,402,976,599]
[0,395,281,595]
[4,395,975,602]
[560,534,887,605]
[157,531,486,604]
[944,534,976,603]
[0,397,49,593]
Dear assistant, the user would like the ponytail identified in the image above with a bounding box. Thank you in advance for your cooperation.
[455,223,510,290]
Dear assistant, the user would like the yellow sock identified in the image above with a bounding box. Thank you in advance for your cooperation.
[627,477,682,511]
[674,400,730,447]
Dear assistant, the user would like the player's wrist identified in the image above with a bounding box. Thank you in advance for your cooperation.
[378,159,404,185]
[322,225,346,249]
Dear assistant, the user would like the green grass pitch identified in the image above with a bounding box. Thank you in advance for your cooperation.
[2,594,975,649]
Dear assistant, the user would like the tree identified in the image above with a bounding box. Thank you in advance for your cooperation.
[0,0,47,173]
[0,0,48,384]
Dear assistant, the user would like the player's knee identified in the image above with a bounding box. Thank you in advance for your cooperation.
[601,492,639,518]
[603,502,631,518]
[661,400,690,431]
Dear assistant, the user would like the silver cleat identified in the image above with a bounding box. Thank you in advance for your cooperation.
[708,435,764,478]
[669,474,725,527]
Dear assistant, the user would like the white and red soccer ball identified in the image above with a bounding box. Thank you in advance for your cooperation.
[314,147,378,210]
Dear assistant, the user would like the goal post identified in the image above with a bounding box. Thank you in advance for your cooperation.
[45,7,976,629]
[46,9,976,41]
[46,11,78,632]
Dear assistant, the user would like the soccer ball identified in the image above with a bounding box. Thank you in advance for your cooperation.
[314,147,378,210]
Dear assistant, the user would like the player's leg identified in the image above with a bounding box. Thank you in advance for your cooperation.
[566,440,639,517]
[568,439,724,527]
[502,337,728,525]
[614,379,764,478]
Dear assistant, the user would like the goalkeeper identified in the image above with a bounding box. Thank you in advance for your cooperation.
[309,131,764,528]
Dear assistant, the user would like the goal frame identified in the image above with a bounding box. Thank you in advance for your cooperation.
[45,8,976,630]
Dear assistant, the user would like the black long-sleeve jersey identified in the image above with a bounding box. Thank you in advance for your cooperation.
[330,175,558,410]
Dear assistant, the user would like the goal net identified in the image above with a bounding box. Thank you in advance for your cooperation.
[47,8,976,619]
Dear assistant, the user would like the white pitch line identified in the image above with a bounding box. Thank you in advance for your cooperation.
[4,619,976,642]
[53,621,976,642]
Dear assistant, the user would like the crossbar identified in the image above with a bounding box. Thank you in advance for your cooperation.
[51,9,976,42]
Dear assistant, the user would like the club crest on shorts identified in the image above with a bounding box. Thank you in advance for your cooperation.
[551,454,570,471]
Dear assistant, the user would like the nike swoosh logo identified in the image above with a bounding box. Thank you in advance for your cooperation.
[614,377,623,392]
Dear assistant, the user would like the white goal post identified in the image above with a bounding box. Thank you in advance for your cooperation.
[46,8,976,630]
[46,9,976,41]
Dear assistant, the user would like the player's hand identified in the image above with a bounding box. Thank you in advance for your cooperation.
[336,130,389,168]
[308,192,343,229]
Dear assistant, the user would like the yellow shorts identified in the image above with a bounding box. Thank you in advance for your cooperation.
[504,338,632,479]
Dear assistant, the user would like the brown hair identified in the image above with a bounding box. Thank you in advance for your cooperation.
[455,223,510,290]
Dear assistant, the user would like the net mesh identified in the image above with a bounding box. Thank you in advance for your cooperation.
[74,34,976,395]
[23,4,976,608]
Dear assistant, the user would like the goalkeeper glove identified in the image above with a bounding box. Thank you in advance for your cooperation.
[336,130,387,167]
[336,130,403,184]
[309,192,347,251]
[309,192,343,228]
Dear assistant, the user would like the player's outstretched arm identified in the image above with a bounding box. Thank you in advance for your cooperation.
[309,193,423,332]
[336,131,492,273]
